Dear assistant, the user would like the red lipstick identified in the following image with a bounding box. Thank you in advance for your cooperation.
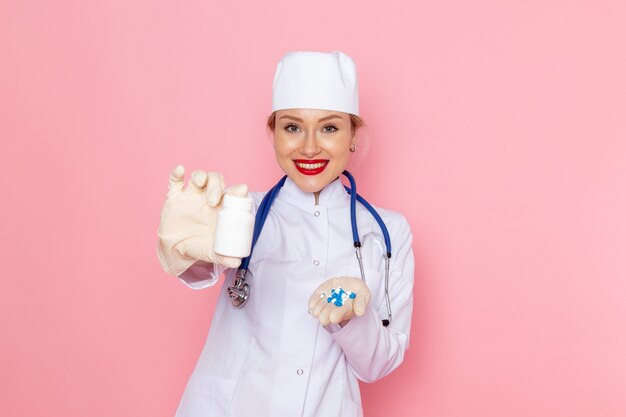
[293,159,329,176]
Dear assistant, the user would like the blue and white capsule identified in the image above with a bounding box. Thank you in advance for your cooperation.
[326,287,357,307]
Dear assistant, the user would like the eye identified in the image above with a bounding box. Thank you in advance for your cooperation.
[322,124,338,133]
[284,124,300,133]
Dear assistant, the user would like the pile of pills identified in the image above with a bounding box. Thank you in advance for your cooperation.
[326,287,356,307]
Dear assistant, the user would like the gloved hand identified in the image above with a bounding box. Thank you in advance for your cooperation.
[308,277,371,327]
[157,164,249,276]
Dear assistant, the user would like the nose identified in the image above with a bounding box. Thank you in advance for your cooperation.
[300,131,321,158]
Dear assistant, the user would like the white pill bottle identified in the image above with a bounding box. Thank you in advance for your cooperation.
[213,193,255,258]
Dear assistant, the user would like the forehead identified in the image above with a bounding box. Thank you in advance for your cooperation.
[276,108,350,122]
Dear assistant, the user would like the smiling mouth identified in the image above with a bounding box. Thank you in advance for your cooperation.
[293,159,329,175]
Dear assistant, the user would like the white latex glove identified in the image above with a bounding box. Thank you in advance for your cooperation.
[156,164,249,276]
[308,277,371,327]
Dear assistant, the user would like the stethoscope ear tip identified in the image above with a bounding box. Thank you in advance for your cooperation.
[382,319,390,327]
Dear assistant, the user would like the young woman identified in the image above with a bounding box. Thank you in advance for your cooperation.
[157,50,414,417]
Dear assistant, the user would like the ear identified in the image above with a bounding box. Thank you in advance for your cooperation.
[351,125,359,141]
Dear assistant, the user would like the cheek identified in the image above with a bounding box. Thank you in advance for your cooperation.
[328,142,351,163]
[273,139,298,168]
[273,137,291,157]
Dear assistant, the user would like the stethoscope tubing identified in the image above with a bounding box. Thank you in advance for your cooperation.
[232,171,393,326]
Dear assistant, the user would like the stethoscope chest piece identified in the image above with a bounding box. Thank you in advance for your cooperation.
[227,269,251,308]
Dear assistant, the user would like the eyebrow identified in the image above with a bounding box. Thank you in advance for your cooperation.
[278,114,343,122]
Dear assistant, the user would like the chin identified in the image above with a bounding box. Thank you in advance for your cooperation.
[294,180,325,194]
[290,174,332,194]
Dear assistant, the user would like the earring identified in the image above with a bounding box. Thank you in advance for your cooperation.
[349,144,356,152]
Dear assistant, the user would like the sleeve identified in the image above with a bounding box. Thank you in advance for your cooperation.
[326,214,414,383]
[177,260,229,290]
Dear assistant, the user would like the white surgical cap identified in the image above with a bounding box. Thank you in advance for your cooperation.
[271,50,359,116]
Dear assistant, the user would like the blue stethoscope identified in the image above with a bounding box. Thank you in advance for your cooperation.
[227,170,394,326]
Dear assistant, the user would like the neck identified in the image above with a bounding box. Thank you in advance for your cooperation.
[313,175,341,205]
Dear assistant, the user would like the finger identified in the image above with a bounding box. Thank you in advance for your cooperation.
[174,236,208,261]
[312,295,329,318]
[308,286,328,310]
[185,171,208,193]
[213,253,242,269]
[177,239,242,268]
[194,240,237,267]
[226,183,249,197]
[353,293,368,316]
[168,164,185,195]
[191,171,208,189]
[329,304,351,324]
[318,302,338,326]
[308,292,329,316]
[206,172,226,207]
[307,297,320,316]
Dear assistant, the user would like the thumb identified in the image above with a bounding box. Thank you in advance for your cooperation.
[205,172,226,207]
[353,293,368,316]
[214,253,243,269]
[167,164,185,195]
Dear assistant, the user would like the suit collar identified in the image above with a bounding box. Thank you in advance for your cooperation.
[276,176,350,209]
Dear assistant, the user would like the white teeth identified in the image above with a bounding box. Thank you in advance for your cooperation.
[295,162,327,169]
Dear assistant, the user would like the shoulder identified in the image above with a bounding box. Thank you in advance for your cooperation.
[370,204,411,235]
[366,205,414,274]
[249,191,268,211]
[360,202,413,251]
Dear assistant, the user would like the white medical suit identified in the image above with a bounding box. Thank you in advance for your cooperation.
[174,177,414,417]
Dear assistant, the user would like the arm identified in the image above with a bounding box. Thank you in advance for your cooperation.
[327,216,414,383]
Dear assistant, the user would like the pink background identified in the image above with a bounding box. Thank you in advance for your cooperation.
[1,1,625,416]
